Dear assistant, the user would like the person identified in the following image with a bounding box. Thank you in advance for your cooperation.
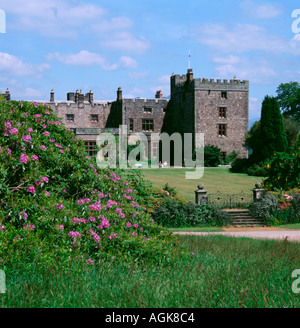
[163,161,167,168]
[159,161,163,168]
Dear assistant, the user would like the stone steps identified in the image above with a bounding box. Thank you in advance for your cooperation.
[222,209,266,227]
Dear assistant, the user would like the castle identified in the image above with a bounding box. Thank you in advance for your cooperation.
[2,68,249,162]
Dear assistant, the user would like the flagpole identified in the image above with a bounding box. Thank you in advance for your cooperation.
[188,50,190,69]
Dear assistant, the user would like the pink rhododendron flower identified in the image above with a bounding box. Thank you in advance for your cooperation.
[20,154,29,164]
[22,135,32,142]
[40,177,49,183]
[0,225,5,231]
[55,203,64,210]
[27,186,36,194]
[18,211,28,220]
[43,131,50,136]
[9,128,19,135]
[23,223,35,230]
[40,145,47,151]
[126,222,132,228]
[31,155,39,161]
[89,201,101,211]
[7,148,11,156]
[68,231,81,239]
[4,122,12,129]
[28,128,33,133]
[55,224,64,231]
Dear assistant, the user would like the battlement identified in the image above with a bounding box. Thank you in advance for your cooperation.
[171,69,249,91]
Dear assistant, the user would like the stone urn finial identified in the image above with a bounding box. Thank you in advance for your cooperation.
[197,184,204,190]
[255,182,261,189]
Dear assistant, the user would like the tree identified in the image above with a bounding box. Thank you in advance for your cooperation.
[244,120,261,160]
[276,82,300,121]
[260,95,288,161]
[283,116,300,148]
[295,132,300,149]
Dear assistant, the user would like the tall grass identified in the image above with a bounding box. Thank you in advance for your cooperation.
[1,235,299,308]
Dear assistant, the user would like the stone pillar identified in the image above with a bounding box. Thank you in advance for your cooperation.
[253,183,266,201]
[50,89,54,102]
[195,184,208,205]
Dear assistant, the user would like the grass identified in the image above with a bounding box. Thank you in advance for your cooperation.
[168,223,300,232]
[168,226,223,232]
[1,235,299,308]
[276,223,300,230]
[141,167,263,202]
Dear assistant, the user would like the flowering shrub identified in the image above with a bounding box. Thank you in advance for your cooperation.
[151,197,230,227]
[0,98,183,269]
[249,192,300,225]
[262,150,300,191]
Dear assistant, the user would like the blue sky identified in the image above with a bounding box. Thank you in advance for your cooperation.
[0,0,299,125]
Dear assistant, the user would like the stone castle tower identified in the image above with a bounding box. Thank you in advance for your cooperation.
[164,68,249,160]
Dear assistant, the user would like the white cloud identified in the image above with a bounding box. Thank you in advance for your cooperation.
[100,32,150,54]
[1,0,149,52]
[213,56,277,83]
[197,23,300,56]
[0,52,50,77]
[128,71,150,79]
[46,51,139,71]
[119,56,138,68]
[240,0,283,19]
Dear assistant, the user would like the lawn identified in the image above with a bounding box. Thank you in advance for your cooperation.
[1,235,299,308]
[141,167,263,202]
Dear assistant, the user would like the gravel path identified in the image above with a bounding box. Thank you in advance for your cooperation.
[173,230,300,242]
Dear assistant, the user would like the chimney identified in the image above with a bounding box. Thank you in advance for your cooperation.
[155,90,163,99]
[89,90,94,103]
[75,90,79,103]
[4,88,10,100]
[78,90,84,103]
[117,87,122,101]
[50,89,54,102]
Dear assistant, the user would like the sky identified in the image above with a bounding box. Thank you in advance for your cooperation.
[0,0,299,126]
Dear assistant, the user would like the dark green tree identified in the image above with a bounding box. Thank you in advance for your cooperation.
[260,95,288,161]
[282,116,300,148]
[276,82,300,121]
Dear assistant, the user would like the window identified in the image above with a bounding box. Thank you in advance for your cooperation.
[221,151,227,162]
[219,107,226,118]
[218,124,227,137]
[91,114,98,122]
[144,107,152,114]
[85,141,97,156]
[66,114,74,122]
[129,119,134,132]
[221,91,227,100]
[142,119,154,132]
